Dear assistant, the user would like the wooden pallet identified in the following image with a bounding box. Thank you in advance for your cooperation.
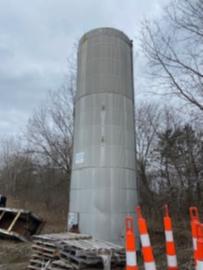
[28,233,92,270]
[49,260,77,270]
[58,239,125,268]
[0,207,43,241]
[28,233,125,269]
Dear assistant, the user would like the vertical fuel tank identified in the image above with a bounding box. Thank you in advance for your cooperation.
[69,28,138,244]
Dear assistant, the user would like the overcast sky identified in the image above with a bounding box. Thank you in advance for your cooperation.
[0,0,170,138]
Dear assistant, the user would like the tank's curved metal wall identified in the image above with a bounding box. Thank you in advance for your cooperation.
[69,28,138,243]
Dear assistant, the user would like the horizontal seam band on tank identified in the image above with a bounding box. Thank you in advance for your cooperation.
[73,148,136,152]
[72,149,136,153]
[70,188,138,191]
[72,166,136,171]
[84,58,131,67]
[85,55,130,61]
[73,124,135,129]
[75,91,134,103]
[68,211,138,214]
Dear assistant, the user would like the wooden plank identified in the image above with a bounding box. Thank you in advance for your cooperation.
[0,210,5,221]
[7,210,22,232]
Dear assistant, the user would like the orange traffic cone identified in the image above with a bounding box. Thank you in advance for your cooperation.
[125,216,138,270]
[190,207,200,265]
[136,207,156,270]
[163,205,178,270]
[197,224,203,270]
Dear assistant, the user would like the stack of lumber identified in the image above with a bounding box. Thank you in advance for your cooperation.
[28,233,125,270]
[28,233,91,270]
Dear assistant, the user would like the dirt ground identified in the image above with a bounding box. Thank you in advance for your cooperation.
[0,224,194,270]
[0,237,193,270]
[0,240,32,270]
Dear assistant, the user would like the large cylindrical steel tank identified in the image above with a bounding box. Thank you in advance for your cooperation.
[69,27,138,244]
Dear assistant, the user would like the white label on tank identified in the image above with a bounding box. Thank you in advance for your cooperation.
[75,152,85,164]
[68,212,78,225]
[68,212,79,228]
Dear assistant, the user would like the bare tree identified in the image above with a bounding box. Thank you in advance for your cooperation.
[141,0,203,111]
[0,137,33,198]
[26,86,74,178]
[136,102,161,203]
[25,45,77,180]
[157,123,203,212]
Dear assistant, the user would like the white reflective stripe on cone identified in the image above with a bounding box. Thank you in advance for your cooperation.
[141,234,151,247]
[167,255,178,267]
[126,251,137,266]
[165,230,174,242]
[197,261,203,270]
[193,238,197,250]
[144,261,156,270]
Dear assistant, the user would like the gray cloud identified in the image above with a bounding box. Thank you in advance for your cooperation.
[0,0,170,137]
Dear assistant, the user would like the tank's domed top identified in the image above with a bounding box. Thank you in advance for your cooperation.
[79,27,132,47]
[76,27,134,100]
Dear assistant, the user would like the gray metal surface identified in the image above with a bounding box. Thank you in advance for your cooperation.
[69,28,138,244]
